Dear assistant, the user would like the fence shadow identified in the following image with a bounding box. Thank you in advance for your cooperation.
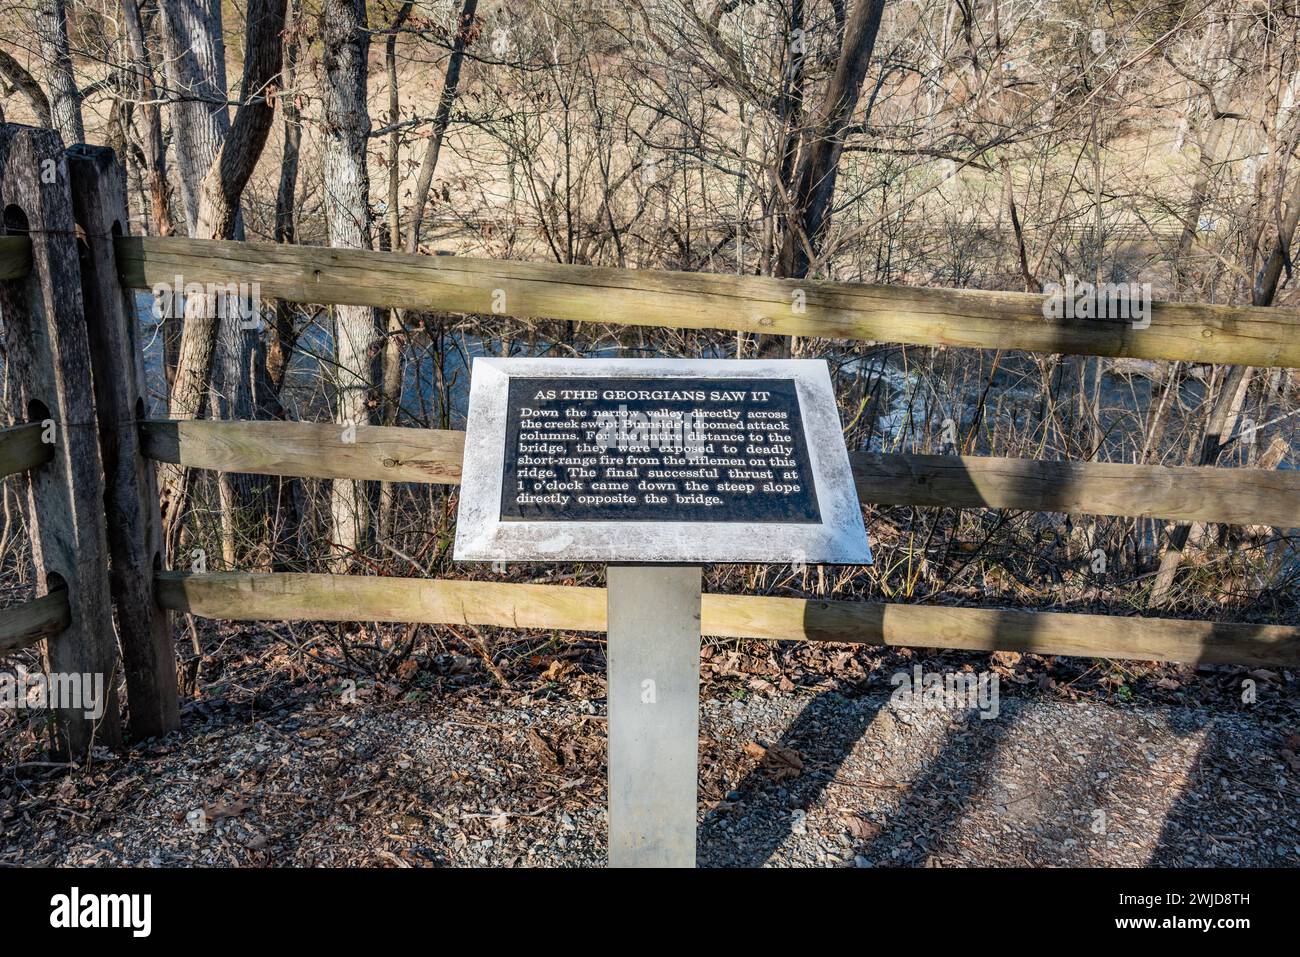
[860,705,1013,866]
[697,687,886,867]
[1146,709,1218,866]
[1144,708,1295,867]
[696,666,1285,867]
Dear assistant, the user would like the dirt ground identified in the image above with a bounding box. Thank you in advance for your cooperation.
[2,621,1298,868]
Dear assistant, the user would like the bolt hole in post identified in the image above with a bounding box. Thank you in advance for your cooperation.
[26,398,51,426]
[3,203,28,235]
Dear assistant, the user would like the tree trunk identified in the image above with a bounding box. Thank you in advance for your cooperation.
[776,0,886,280]
[158,0,288,555]
[121,0,173,236]
[269,0,303,394]
[404,0,478,254]
[34,0,85,143]
[322,0,379,568]
[379,1,415,544]
[0,50,52,126]
[159,0,230,234]
[1149,365,1252,603]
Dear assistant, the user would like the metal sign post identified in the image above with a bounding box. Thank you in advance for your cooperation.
[606,564,702,867]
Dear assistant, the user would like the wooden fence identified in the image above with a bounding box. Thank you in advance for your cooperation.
[1,122,1298,757]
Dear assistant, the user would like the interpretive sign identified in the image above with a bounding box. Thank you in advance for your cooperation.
[454,358,871,564]
[454,357,870,867]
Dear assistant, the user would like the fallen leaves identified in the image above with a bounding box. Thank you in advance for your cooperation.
[202,797,250,822]
[991,651,1022,672]
[841,813,882,841]
[527,730,560,771]
[540,659,572,682]
[744,742,804,782]
[395,659,420,683]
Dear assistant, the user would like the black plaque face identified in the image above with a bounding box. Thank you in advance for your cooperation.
[499,377,822,523]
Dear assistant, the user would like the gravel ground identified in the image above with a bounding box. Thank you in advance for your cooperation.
[4,668,1297,867]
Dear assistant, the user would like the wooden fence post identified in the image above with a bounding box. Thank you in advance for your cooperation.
[0,123,120,756]
[66,143,179,739]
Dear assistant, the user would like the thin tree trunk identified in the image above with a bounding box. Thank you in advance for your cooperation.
[1174,119,1229,287]
[191,4,285,242]
[158,0,288,554]
[386,2,413,252]
[34,0,84,143]
[322,0,379,568]
[404,0,478,254]
[269,0,304,394]
[120,0,172,236]
[158,0,230,558]
[251,0,307,570]
[159,0,230,234]
[776,0,886,280]
[1149,366,1251,602]
[379,1,415,543]
[0,50,52,126]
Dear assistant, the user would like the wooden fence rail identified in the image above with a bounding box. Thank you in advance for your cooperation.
[155,571,1300,668]
[139,419,465,485]
[114,235,1300,368]
[0,423,66,657]
[139,419,1300,528]
[0,589,71,656]
[0,234,31,280]
[849,451,1300,528]
[0,423,53,478]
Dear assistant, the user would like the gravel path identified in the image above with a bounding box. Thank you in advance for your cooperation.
[5,677,1296,867]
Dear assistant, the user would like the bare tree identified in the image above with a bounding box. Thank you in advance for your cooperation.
[159,0,230,234]
[1152,43,1300,603]
[158,0,289,554]
[321,0,380,566]
[404,0,480,254]
[776,0,885,279]
[0,49,52,126]
[269,0,305,393]
[120,0,172,235]
[34,0,84,142]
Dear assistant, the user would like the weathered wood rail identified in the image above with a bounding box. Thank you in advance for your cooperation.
[2,122,1299,761]
[155,571,1300,668]
[0,589,71,655]
[0,423,54,477]
[112,235,1300,367]
[138,419,1300,528]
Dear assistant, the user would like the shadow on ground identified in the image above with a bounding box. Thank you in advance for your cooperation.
[697,684,1296,868]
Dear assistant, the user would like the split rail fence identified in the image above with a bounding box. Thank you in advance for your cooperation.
[0,123,1297,756]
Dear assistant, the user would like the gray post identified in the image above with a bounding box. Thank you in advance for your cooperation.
[606,564,702,868]
[0,123,120,756]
